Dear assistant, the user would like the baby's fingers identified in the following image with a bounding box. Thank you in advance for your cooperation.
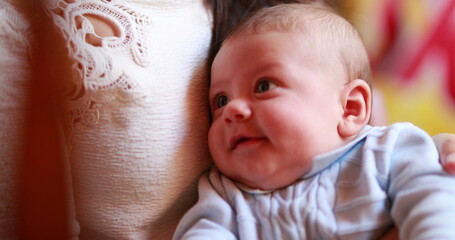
[433,133,455,175]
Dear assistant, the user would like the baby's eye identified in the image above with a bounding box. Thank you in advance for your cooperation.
[255,79,277,93]
[215,94,229,109]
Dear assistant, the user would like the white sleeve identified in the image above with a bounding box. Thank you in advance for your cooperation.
[173,171,239,240]
[387,124,455,239]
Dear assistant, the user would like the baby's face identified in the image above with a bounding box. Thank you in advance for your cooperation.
[208,31,346,190]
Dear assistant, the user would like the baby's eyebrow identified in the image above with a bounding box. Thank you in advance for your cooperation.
[208,91,218,102]
[209,78,229,94]
[208,87,220,99]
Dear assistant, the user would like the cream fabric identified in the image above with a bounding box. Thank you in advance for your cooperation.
[0,1,31,238]
[45,0,213,238]
[0,0,213,239]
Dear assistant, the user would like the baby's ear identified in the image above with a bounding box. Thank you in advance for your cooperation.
[337,79,371,138]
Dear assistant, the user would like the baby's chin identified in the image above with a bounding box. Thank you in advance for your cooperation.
[232,174,301,192]
[222,161,312,191]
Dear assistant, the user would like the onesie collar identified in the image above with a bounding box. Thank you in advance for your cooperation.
[301,125,376,179]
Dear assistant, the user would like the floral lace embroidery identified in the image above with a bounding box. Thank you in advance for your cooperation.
[48,0,152,136]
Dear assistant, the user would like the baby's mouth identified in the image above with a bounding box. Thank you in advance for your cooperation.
[229,136,266,150]
[230,136,245,150]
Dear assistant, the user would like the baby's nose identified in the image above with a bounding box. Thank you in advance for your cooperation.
[224,99,252,124]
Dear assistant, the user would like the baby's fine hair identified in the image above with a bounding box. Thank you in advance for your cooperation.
[225,3,372,86]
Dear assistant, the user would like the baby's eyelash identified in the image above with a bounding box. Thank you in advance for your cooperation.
[210,93,229,109]
[255,78,278,93]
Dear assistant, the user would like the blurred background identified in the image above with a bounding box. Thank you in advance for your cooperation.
[339,0,455,135]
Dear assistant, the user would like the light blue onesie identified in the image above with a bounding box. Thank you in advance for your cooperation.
[173,123,455,240]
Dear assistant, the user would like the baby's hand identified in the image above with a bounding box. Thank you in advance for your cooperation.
[434,133,455,174]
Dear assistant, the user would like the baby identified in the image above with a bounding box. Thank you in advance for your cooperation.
[174,3,455,239]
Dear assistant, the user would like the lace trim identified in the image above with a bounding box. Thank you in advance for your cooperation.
[47,0,152,138]
[52,0,152,67]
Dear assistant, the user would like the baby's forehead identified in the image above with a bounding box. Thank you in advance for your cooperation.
[226,29,339,64]
[226,19,337,58]
[216,31,347,81]
[227,16,306,41]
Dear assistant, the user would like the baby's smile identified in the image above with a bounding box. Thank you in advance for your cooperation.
[229,135,267,150]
